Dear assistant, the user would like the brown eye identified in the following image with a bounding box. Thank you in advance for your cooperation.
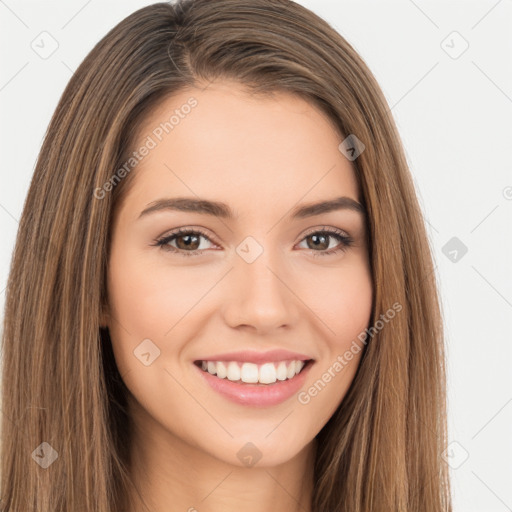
[153,227,353,258]
[174,233,201,250]
[154,228,215,257]
[305,233,330,250]
[297,229,353,257]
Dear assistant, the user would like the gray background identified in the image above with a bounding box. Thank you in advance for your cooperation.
[1,1,511,510]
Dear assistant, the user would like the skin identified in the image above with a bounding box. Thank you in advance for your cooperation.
[102,80,373,512]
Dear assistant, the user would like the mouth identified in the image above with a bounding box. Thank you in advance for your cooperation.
[193,358,314,386]
[192,356,315,407]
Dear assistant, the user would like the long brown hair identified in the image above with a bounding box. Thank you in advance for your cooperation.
[0,1,451,510]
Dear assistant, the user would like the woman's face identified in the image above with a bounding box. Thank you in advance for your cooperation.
[104,80,373,468]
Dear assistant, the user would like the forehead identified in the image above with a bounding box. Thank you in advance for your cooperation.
[121,81,360,221]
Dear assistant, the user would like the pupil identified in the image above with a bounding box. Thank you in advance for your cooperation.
[310,234,328,250]
[178,234,198,249]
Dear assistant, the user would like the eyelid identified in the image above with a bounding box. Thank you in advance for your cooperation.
[154,226,220,251]
[299,225,350,239]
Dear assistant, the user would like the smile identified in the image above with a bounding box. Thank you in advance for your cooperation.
[193,359,315,407]
[195,359,311,384]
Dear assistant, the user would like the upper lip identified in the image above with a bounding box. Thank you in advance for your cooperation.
[194,349,314,364]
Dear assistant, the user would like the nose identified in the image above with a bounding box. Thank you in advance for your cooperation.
[221,247,301,334]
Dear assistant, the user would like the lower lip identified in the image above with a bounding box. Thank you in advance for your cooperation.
[193,361,314,407]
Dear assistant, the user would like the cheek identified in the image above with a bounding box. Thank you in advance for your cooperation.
[302,258,373,344]
[296,269,371,433]
[293,258,372,418]
[105,247,222,378]
[105,245,183,377]
[107,250,195,336]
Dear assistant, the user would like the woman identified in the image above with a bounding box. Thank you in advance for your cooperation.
[0,1,452,510]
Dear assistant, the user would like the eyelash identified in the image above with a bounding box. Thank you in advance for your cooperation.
[152,226,354,258]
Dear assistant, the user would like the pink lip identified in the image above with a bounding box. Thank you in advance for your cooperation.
[193,349,313,364]
[193,359,314,407]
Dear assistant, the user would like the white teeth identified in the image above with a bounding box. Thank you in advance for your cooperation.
[241,363,259,383]
[276,361,288,381]
[227,361,240,381]
[286,361,296,379]
[216,361,227,379]
[259,363,277,384]
[198,359,308,384]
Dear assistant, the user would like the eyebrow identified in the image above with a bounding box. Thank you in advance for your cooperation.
[138,196,366,220]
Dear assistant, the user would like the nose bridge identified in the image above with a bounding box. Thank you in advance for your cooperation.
[222,235,299,331]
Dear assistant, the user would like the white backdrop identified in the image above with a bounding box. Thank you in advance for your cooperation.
[0,1,511,510]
